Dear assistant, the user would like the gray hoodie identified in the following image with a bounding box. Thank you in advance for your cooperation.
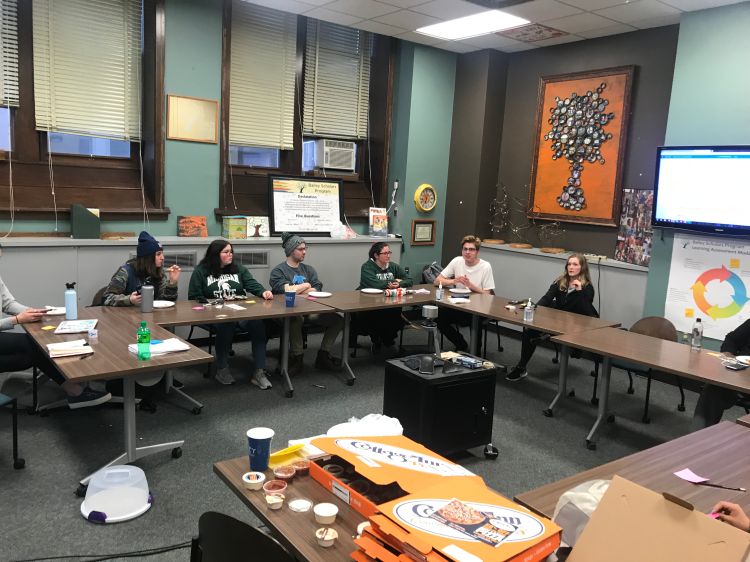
[1,275,27,331]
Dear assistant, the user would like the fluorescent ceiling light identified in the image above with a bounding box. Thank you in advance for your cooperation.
[416,10,529,41]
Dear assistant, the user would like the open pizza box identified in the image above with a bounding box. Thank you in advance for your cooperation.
[310,435,482,517]
[568,475,750,561]
[367,476,561,562]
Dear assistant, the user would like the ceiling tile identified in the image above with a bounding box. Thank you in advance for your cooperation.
[501,42,537,51]
[630,12,681,27]
[374,9,443,28]
[557,0,630,10]
[576,22,637,37]
[660,0,744,9]
[305,7,365,24]
[353,19,409,35]
[379,0,432,7]
[323,0,400,18]
[410,0,488,19]
[243,0,317,13]
[502,0,583,22]
[532,34,585,46]
[434,40,480,52]
[463,33,529,49]
[395,30,445,45]
[283,0,332,5]
[543,12,620,33]
[595,0,681,24]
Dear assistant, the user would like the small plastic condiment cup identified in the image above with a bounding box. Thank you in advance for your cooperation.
[314,502,339,525]
[273,464,296,482]
[316,527,338,548]
[262,479,288,495]
[292,459,310,476]
[265,493,285,510]
[241,471,266,490]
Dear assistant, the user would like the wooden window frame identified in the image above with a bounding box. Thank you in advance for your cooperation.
[217,1,394,223]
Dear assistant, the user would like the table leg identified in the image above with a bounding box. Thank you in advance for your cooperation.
[164,370,203,415]
[470,314,480,356]
[341,312,356,385]
[544,344,570,417]
[586,356,612,450]
[279,317,294,398]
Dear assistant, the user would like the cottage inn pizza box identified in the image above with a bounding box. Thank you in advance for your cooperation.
[374,477,561,562]
[310,435,482,517]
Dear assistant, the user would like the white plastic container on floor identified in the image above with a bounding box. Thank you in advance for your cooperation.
[80,465,152,523]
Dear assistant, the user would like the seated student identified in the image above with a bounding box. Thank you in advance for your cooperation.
[356,242,413,352]
[506,253,598,382]
[269,233,343,373]
[103,231,181,306]
[188,239,273,389]
[434,235,495,351]
[0,271,111,409]
[692,319,750,429]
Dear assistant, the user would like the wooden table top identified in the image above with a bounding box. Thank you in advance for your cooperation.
[514,421,750,519]
[552,327,750,394]
[316,284,436,313]
[738,414,750,428]
[24,306,213,384]
[214,456,365,562]
[436,293,619,335]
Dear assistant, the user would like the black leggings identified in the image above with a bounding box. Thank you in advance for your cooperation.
[0,331,65,384]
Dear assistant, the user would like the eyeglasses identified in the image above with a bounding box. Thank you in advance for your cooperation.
[462,247,478,253]
[378,251,393,256]
[221,249,233,254]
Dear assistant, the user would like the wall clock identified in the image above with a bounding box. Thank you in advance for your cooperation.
[414,183,437,213]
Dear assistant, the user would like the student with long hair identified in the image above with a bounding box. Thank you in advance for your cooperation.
[188,239,273,388]
[506,253,598,381]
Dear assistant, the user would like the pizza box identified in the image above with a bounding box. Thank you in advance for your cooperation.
[310,435,481,518]
[376,476,561,562]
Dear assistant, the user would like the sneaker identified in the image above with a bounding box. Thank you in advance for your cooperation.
[251,369,272,390]
[505,366,528,382]
[288,354,305,376]
[215,367,236,385]
[315,350,342,371]
[67,387,112,410]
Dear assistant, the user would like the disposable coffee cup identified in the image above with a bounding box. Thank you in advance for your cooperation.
[284,291,296,308]
[247,427,274,471]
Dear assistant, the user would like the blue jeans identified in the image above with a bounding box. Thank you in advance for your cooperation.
[212,320,266,370]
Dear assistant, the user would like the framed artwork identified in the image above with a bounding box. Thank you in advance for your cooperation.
[528,66,634,226]
[167,95,219,143]
[411,219,436,246]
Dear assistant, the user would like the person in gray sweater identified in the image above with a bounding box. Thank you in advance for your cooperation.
[269,233,342,373]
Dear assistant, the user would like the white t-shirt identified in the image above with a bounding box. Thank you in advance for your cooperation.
[441,256,495,291]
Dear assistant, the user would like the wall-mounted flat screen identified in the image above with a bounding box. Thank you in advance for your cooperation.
[653,146,750,236]
[268,175,343,236]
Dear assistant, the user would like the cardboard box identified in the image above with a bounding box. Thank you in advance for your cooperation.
[310,435,481,518]
[569,475,750,561]
[222,215,247,239]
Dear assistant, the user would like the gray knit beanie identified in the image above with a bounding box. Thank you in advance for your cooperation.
[281,232,305,256]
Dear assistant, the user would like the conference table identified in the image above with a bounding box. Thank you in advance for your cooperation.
[514,421,750,519]
[214,456,364,562]
[24,306,213,492]
[549,327,750,449]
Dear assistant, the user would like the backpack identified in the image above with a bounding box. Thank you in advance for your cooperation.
[422,261,443,284]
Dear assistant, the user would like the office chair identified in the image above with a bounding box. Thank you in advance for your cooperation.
[190,511,294,562]
[1,392,25,469]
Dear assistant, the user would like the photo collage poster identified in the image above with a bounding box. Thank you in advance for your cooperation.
[614,189,653,267]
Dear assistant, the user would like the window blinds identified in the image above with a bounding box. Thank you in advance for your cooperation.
[0,0,18,107]
[229,1,296,150]
[303,20,371,140]
[32,0,142,141]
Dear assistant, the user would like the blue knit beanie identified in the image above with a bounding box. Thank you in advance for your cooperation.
[137,231,162,257]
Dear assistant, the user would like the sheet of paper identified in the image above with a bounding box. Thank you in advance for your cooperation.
[225,303,246,310]
[673,468,709,483]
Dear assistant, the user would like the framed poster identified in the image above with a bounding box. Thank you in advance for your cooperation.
[268,175,343,236]
[528,66,634,226]
[166,95,218,144]
[411,219,436,246]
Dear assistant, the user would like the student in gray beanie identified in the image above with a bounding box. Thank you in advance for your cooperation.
[269,232,343,373]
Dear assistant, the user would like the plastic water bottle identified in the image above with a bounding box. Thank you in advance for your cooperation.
[436,283,444,301]
[64,282,77,320]
[137,321,151,361]
[691,318,703,351]
[523,298,534,322]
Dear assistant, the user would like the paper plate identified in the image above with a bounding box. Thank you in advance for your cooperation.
[152,300,175,309]
[360,288,382,294]
[45,307,67,315]
[449,288,471,295]
[449,297,471,304]
[308,291,331,298]
[736,356,750,366]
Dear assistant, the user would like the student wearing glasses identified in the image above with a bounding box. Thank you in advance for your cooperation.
[434,235,495,351]
[356,242,413,351]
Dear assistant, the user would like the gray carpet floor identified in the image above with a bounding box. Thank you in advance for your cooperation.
[0,327,742,561]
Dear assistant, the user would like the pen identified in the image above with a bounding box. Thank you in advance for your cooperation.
[696,482,746,492]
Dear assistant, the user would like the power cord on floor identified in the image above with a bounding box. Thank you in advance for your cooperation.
[12,540,191,562]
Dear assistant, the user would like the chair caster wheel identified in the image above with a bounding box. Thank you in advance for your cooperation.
[552,358,559,364]
[642,417,651,424]
[586,440,597,451]
[498,346,504,352]
[76,483,88,497]
[26,407,36,415]
[677,404,685,412]
[229,350,236,357]
[171,447,182,459]
[568,389,576,398]
[590,397,599,406]
[607,414,615,423]
[627,388,634,395]
[542,408,553,417]
[191,407,202,415]
[346,379,355,386]
[14,458,25,469]
[285,390,293,398]
[484,444,499,459]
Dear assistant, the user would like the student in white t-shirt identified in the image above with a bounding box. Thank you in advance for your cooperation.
[434,235,495,351]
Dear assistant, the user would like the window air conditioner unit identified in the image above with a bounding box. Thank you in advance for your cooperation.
[314,139,356,171]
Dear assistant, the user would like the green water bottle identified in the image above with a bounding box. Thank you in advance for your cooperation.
[137,321,151,361]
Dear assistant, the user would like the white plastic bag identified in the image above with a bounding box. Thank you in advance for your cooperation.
[326,413,403,437]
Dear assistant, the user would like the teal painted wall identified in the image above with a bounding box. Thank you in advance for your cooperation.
[388,43,456,279]
[644,3,750,348]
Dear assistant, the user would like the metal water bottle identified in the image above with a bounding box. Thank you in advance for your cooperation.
[691,318,703,351]
[141,284,154,313]
[64,282,78,320]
